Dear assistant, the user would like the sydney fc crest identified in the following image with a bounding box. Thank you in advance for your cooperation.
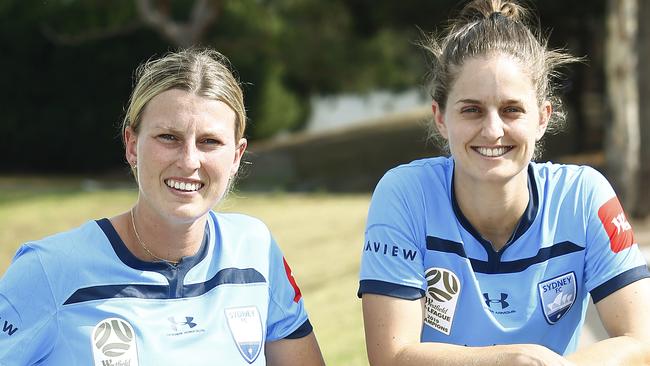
[225,306,263,364]
[538,272,577,324]
[91,317,139,366]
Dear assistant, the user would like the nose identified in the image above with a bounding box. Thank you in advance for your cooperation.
[178,141,201,171]
[481,109,505,140]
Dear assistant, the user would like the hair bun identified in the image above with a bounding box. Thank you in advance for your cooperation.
[459,0,525,23]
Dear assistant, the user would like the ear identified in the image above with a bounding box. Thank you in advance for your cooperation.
[536,101,552,141]
[432,100,449,139]
[230,138,248,177]
[124,126,138,166]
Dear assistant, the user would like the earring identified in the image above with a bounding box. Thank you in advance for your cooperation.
[131,161,137,169]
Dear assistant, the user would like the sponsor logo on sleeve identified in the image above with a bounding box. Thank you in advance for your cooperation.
[225,306,263,364]
[364,241,418,261]
[91,317,139,366]
[598,196,636,253]
[0,316,18,337]
[0,299,20,337]
[538,272,576,324]
[283,257,302,303]
[423,267,460,335]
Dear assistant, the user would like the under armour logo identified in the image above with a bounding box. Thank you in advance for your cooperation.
[483,292,509,309]
[611,213,632,234]
[168,316,197,332]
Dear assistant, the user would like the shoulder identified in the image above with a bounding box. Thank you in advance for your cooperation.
[531,161,601,180]
[210,211,272,241]
[531,162,609,194]
[17,220,105,265]
[376,156,452,194]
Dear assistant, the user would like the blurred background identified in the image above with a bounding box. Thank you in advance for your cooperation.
[1,0,649,208]
[1,0,649,364]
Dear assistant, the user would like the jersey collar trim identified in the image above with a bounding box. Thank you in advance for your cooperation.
[95,217,210,275]
[450,163,539,257]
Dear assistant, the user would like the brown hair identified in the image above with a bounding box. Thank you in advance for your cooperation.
[422,0,582,154]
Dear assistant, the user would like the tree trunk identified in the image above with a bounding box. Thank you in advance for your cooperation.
[637,0,650,217]
[604,0,639,213]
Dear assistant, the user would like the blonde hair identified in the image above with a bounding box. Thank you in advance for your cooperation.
[422,0,582,155]
[122,48,246,169]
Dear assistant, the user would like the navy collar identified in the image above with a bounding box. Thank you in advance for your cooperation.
[96,217,210,276]
[451,164,539,256]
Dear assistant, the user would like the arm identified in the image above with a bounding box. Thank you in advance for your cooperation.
[363,293,576,366]
[264,231,325,365]
[266,332,325,366]
[567,278,650,365]
[0,245,57,365]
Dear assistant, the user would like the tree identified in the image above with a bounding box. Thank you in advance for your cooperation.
[135,0,220,48]
[604,0,639,213]
[637,0,650,217]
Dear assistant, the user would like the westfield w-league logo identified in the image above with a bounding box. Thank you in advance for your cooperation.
[91,318,139,366]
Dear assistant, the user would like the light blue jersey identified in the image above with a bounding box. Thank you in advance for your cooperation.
[359,157,649,355]
[0,211,311,365]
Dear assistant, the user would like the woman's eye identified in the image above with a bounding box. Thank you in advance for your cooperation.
[503,106,523,114]
[159,134,177,141]
[461,106,480,113]
[202,138,220,145]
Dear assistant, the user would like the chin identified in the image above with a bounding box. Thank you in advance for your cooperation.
[164,204,211,223]
[480,165,527,182]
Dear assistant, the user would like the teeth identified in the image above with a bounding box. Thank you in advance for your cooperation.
[165,179,202,192]
[476,147,510,157]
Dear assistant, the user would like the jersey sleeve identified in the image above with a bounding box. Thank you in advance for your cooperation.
[0,245,58,365]
[582,167,650,302]
[265,238,312,342]
[358,170,426,300]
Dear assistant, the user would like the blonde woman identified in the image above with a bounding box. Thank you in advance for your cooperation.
[0,49,325,366]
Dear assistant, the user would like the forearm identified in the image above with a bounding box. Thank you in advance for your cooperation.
[391,343,495,366]
[373,342,572,366]
[567,336,650,365]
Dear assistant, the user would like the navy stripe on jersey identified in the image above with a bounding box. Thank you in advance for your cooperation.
[357,279,424,300]
[63,267,266,305]
[285,319,314,339]
[426,237,584,274]
[590,265,650,303]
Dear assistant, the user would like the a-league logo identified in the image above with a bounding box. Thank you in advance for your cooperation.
[91,317,139,366]
[423,267,461,335]
[425,268,459,302]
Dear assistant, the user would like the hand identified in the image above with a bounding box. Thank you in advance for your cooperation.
[493,344,577,366]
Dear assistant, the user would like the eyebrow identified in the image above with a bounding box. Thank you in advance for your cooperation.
[455,99,481,105]
[153,125,226,136]
[454,98,525,105]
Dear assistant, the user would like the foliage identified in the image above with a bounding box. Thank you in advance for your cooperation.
[0,0,606,173]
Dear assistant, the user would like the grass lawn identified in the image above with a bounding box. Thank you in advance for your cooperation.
[0,180,371,365]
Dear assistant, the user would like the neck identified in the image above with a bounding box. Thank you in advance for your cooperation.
[454,169,529,251]
[128,204,207,264]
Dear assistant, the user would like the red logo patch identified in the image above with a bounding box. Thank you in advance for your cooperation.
[597,197,635,253]
[283,257,302,303]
